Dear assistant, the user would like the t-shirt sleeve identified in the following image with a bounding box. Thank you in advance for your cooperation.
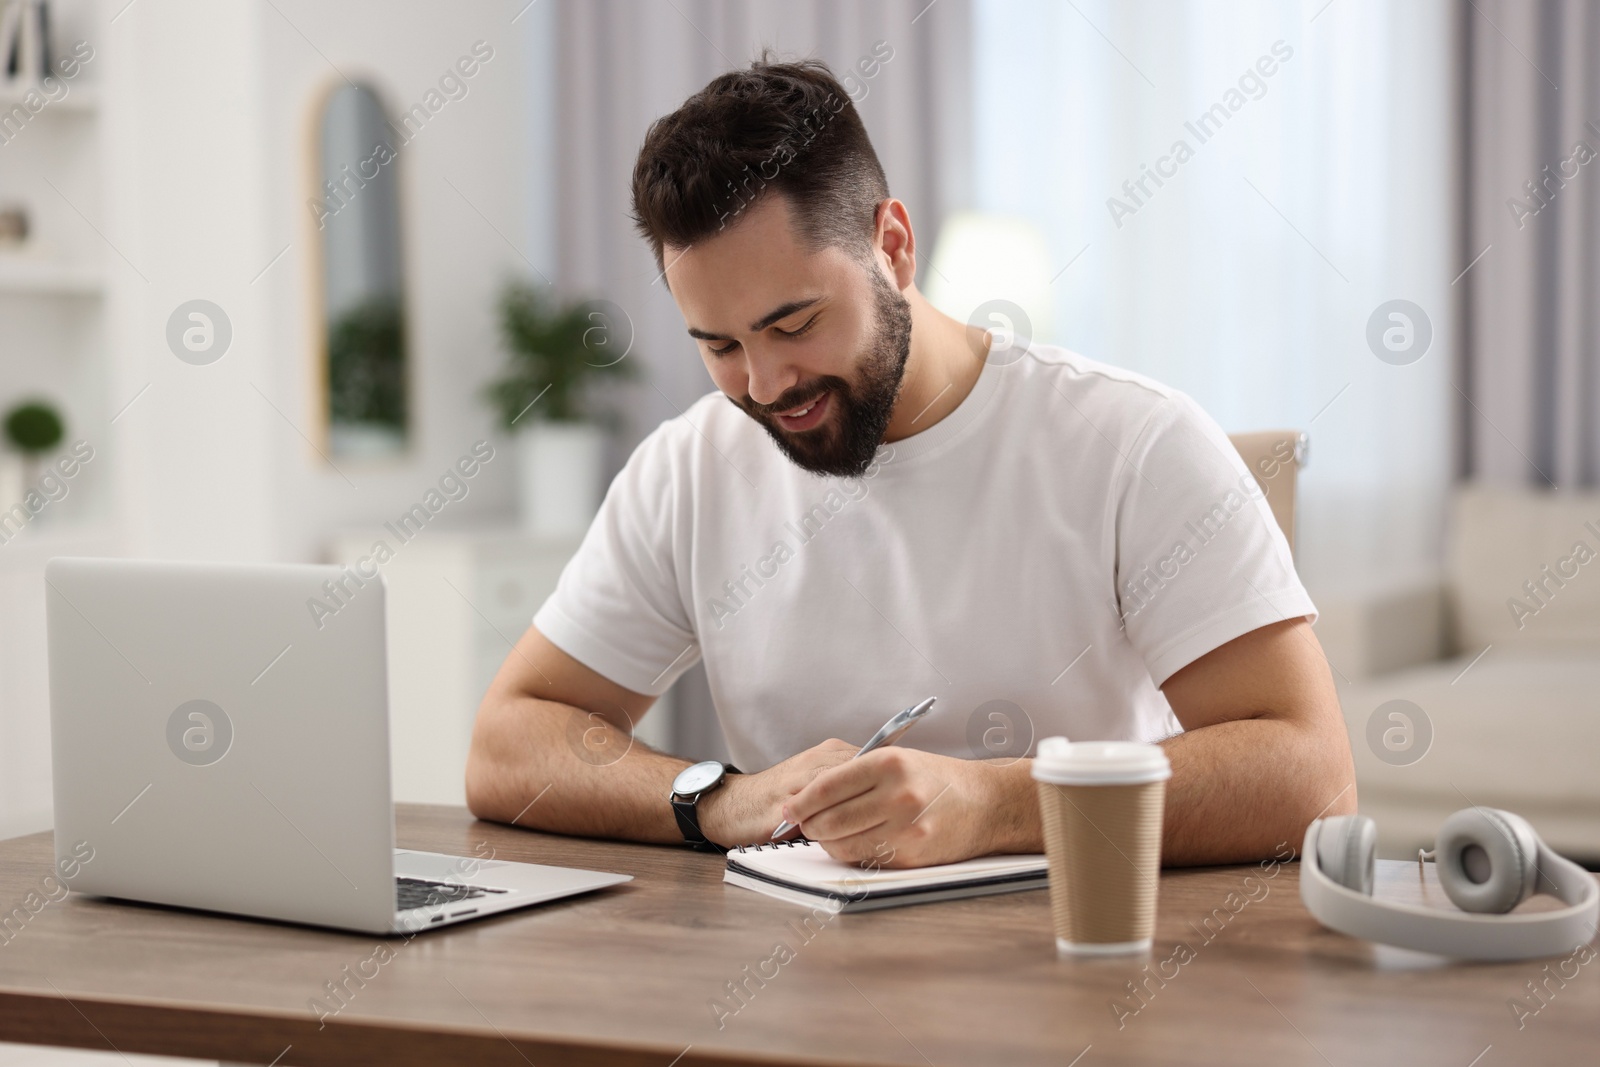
[1112,395,1317,687]
[531,423,701,696]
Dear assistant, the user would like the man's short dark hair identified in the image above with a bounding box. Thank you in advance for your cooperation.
[630,52,890,276]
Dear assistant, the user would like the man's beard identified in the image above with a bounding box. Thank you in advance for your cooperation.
[735,268,913,478]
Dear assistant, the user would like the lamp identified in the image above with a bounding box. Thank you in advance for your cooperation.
[922,211,1054,346]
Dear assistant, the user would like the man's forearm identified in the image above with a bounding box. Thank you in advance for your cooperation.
[976,717,1354,865]
[466,692,692,845]
[467,692,865,851]
[1159,715,1355,866]
[975,759,1045,854]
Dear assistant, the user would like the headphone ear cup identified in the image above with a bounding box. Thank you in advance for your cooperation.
[1316,814,1377,895]
[1436,808,1540,914]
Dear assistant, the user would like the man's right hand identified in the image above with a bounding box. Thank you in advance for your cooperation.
[698,738,858,848]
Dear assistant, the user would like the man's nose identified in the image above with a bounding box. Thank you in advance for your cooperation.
[745,353,801,409]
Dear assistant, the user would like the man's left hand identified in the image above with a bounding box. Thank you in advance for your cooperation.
[778,748,1028,867]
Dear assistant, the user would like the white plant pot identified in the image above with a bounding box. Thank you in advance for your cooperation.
[0,454,24,521]
[517,421,606,538]
[328,422,406,460]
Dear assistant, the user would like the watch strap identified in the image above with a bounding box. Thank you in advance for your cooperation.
[672,796,718,852]
[671,763,740,853]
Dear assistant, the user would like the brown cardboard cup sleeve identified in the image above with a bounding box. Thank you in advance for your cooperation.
[1032,737,1170,956]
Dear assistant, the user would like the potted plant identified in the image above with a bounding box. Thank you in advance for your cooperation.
[1,399,65,520]
[484,282,637,536]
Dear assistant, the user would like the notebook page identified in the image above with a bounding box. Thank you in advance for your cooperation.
[734,841,1047,892]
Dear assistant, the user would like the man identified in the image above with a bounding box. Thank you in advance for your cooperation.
[466,56,1355,867]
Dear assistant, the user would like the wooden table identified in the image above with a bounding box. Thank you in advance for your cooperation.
[0,804,1594,1066]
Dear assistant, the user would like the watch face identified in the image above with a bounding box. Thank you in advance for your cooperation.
[674,760,725,796]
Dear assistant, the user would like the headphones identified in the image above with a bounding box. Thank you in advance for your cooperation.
[1301,809,1599,961]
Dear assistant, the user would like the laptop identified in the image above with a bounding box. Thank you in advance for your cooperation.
[45,556,631,935]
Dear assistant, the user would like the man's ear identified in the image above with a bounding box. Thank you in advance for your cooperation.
[874,199,917,290]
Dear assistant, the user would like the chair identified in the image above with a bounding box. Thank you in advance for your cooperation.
[1227,430,1308,556]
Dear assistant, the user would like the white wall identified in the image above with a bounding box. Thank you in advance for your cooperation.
[107,0,541,563]
[102,0,279,561]
[256,2,547,563]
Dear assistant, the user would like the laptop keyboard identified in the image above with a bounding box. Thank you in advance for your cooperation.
[396,876,508,912]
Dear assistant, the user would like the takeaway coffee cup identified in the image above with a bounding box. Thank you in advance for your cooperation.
[1032,736,1170,956]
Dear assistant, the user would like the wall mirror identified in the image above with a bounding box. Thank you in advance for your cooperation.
[315,83,408,458]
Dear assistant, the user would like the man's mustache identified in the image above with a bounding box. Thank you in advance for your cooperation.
[745,379,837,418]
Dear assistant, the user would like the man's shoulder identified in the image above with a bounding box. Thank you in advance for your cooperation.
[1009,341,1178,401]
[1002,340,1188,439]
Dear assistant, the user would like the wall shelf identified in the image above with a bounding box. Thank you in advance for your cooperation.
[0,257,103,295]
[0,0,118,873]
[0,82,99,114]
[0,519,116,572]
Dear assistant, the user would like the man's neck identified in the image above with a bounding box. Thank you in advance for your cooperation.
[882,288,992,444]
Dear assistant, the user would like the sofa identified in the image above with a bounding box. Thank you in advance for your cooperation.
[1321,486,1600,862]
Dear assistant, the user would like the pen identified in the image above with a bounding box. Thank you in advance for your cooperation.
[769,696,937,840]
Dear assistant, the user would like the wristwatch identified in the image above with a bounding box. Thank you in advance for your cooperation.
[670,760,740,852]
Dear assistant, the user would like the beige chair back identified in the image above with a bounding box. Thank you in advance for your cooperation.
[1228,430,1307,556]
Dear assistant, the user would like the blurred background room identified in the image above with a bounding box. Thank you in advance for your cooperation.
[2,6,1598,1030]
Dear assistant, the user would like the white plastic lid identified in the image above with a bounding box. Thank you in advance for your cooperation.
[1031,736,1171,785]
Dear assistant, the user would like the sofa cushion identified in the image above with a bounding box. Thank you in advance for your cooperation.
[1448,486,1600,650]
[1339,649,1600,858]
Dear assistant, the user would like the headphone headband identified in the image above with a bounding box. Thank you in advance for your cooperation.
[1301,819,1599,962]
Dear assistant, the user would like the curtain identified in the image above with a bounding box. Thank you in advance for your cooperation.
[550,0,973,759]
[1462,0,1600,488]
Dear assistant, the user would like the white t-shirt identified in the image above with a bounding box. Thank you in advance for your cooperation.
[533,333,1316,771]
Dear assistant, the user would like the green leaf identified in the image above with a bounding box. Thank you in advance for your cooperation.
[3,401,65,455]
[484,281,641,431]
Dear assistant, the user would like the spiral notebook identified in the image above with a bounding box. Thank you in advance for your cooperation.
[724,840,1049,913]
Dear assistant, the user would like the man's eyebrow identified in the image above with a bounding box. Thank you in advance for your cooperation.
[748,297,822,332]
[686,297,822,340]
